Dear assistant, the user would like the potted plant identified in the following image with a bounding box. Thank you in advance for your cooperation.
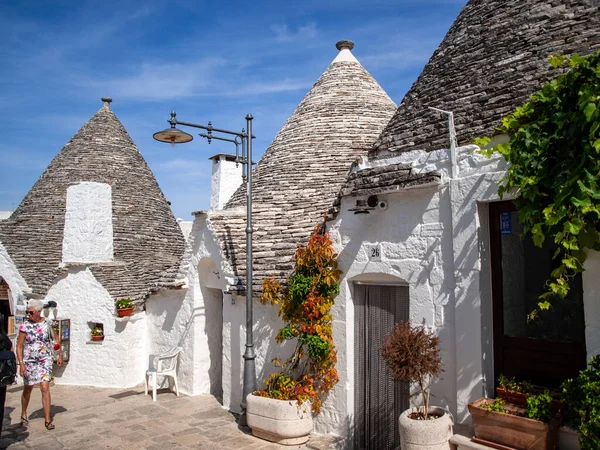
[496,375,562,414]
[90,325,104,342]
[247,223,341,445]
[115,298,134,317]
[496,374,536,406]
[560,355,600,450]
[468,391,561,450]
[380,321,453,450]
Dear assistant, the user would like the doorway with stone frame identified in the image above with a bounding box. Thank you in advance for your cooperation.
[353,283,409,450]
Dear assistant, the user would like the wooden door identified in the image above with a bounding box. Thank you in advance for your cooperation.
[489,201,586,388]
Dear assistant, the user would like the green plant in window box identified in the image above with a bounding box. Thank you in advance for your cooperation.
[91,326,104,341]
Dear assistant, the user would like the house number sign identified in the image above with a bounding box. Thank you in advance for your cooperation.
[368,244,382,262]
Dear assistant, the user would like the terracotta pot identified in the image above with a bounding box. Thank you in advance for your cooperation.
[91,335,104,342]
[398,406,453,450]
[468,398,560,450]
[496,387,531,407]
[116,307,134,317]
[246,394,313,445]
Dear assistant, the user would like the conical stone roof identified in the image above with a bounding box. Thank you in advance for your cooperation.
[372,0,600,156]
[0,100,186,301]
[204,41,396,290]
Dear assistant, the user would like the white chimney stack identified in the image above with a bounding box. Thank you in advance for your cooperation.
[209,154,244,210]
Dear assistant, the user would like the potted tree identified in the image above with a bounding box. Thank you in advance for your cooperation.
[559,355,600,450]
[247,223,341,446]
[115,298,134,317]
[90,325,104,342]
[380,321,453,450]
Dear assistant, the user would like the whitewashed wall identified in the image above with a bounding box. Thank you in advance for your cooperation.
[62,182,114,263]
[0,240,30,301]
[44,267,146,387]
[189,211,293,413]
[324,143,600,438]
[325,145,509,435]
[582,251,600,359]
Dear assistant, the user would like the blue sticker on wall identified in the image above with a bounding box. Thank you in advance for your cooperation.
[500,212,512,234]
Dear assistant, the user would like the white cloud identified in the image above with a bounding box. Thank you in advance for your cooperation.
[270,23,318,42]
[76,59,228,101]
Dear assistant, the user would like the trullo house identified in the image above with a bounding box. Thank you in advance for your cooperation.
[324,0,600,448]
[188,40,396,430]
[0,98,188,388]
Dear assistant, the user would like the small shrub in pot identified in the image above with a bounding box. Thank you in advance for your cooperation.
[380,321,442,420]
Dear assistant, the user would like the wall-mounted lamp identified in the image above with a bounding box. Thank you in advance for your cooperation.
[348,197,378,214]
[224,279,246,304]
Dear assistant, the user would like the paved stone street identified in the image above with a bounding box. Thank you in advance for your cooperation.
[0,384,340,450]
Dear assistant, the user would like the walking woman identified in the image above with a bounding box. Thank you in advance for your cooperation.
[16,300,62,430]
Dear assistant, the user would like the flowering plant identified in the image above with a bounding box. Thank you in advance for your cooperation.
[115,298,133,309]
[257,222,341,413]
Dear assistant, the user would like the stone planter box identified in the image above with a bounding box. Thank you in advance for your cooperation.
[246,394,313,445]
[468,398,560,450]
[398,406,453,450]
[557,425,580,450]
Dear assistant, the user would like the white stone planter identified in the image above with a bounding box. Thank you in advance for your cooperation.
[398,406,453,450]
[246,394,313,445]
[558,425,580,450]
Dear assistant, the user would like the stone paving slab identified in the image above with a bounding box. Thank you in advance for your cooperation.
[0,385,342,450]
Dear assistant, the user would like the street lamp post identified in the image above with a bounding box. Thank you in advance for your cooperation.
[153,111,257,421]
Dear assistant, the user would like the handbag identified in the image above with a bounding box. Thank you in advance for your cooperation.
[0,350,17,386]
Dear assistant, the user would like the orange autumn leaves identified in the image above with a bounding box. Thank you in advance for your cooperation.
[256,223,341,413]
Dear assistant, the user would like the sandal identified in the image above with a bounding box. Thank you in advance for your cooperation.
[45,421,55,430]
[20,416,29,427]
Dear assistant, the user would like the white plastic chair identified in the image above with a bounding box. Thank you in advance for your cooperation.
[144,347,182,401]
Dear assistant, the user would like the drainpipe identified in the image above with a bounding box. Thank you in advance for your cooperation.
[429,106,461,420]
[429,107,458,179]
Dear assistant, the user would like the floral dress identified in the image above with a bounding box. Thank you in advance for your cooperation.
[19,320,53,385]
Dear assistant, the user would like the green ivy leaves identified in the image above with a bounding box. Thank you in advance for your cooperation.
[481,50,600,318]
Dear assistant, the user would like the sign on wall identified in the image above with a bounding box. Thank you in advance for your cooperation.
[500,212,512,234]
[368,244,382,262]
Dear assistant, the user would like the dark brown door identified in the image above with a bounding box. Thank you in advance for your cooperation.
[489,201,587,388]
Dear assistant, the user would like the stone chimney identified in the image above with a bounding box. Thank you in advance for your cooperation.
[209,154,244,210]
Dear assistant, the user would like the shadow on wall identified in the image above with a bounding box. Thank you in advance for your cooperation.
[201,285,223,402]
[253,302,295,387]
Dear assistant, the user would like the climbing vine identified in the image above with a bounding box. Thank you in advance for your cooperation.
[256,221,341,413]
[477,50,600,317]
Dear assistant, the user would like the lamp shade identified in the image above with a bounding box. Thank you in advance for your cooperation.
[153,127,194,144]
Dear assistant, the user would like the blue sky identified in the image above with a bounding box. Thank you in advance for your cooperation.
[0,0,467,220]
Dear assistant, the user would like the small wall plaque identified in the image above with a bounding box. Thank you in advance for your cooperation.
[368,244,382,262]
